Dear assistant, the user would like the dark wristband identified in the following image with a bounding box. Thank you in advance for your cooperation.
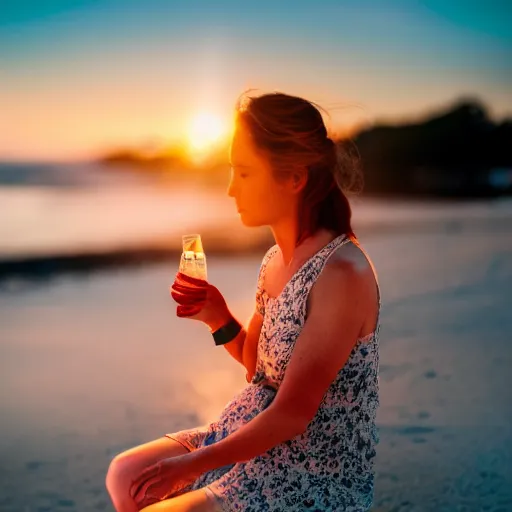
[212,317,243,346]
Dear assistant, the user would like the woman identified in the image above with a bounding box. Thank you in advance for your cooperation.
[106,92,380,511]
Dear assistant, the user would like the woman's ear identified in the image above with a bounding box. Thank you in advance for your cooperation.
[290,168,308,194]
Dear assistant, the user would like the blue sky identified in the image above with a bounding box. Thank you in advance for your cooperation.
[1,0,511,160]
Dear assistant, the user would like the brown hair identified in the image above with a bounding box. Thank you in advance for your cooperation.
[235,91,362,246]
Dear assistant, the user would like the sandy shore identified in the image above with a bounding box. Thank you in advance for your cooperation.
[0,218,511,511]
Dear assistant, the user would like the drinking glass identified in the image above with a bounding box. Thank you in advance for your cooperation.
[179,234,207,281]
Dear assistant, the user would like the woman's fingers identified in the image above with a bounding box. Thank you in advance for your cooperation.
[175,272,208,288]
[177,305,202,318]
[136,494,159,509]
[170,288,207,305]
[133,479,160,509]
[170,277,208,307]
[171,273,211,317]
[130,465,159,499]
[171,281,207,297]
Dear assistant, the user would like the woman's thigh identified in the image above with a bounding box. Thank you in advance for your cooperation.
[140,488,221,512]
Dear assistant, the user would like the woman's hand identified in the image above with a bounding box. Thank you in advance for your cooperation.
[129,455,201,508]
[170,272,232,331]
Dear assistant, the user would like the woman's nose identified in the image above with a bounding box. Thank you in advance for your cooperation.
[227,177,236,198]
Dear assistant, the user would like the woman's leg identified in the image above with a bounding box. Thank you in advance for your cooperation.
[106,436,190,512]
[140,488,222,512]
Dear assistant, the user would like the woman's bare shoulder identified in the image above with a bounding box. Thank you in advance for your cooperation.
[321,240,377,293]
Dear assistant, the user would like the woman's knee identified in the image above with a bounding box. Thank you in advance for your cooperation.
[106,450,138,493]
[106,437,190,495]
[105,437,190,511]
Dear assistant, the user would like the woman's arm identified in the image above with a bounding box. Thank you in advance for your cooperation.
[241,310,263,381]
[171,271,262,377]
[184,256,375,474]
[210,308,263,381]
[219,246,270,377]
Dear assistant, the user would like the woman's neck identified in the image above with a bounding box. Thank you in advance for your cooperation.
[271,221,334,268]
[270,218,299,267]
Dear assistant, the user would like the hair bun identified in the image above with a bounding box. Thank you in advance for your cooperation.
[331,139,364,195]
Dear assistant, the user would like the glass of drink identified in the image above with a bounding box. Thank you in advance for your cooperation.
[179,234,208,281]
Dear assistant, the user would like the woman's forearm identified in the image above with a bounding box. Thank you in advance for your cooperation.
[186,404,304,474]
[221,325,247,365]
[206,311,247,365]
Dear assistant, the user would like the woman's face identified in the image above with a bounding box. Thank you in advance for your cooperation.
[227,123,296,227]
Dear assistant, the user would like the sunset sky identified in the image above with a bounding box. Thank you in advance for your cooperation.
[1,0,511,162]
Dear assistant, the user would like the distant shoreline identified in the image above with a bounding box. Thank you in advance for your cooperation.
[2,213,512,284]
[0,245,266,283]
[0,226,274,284]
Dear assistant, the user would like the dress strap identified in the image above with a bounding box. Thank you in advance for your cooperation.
[307,234,352,281]
[255,245,278,315]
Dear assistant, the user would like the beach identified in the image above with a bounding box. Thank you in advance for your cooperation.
[1,180,511,510]
[2,0,511,508]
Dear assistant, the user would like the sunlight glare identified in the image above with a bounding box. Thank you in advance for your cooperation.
[187,112,227,157]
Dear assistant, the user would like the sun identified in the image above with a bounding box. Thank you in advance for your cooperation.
[187,112,227,157]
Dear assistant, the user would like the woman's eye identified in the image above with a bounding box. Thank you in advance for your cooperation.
[230,166,248,179]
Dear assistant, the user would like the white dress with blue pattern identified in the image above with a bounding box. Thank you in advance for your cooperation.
[166,234,380,511]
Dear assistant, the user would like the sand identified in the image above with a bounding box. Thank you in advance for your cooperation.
[0,215,511,511]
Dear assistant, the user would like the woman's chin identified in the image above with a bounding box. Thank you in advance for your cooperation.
[239,214,253,227]
[238,211,263,228]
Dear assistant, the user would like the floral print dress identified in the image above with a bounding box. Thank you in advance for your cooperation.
[166,234,380,511]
